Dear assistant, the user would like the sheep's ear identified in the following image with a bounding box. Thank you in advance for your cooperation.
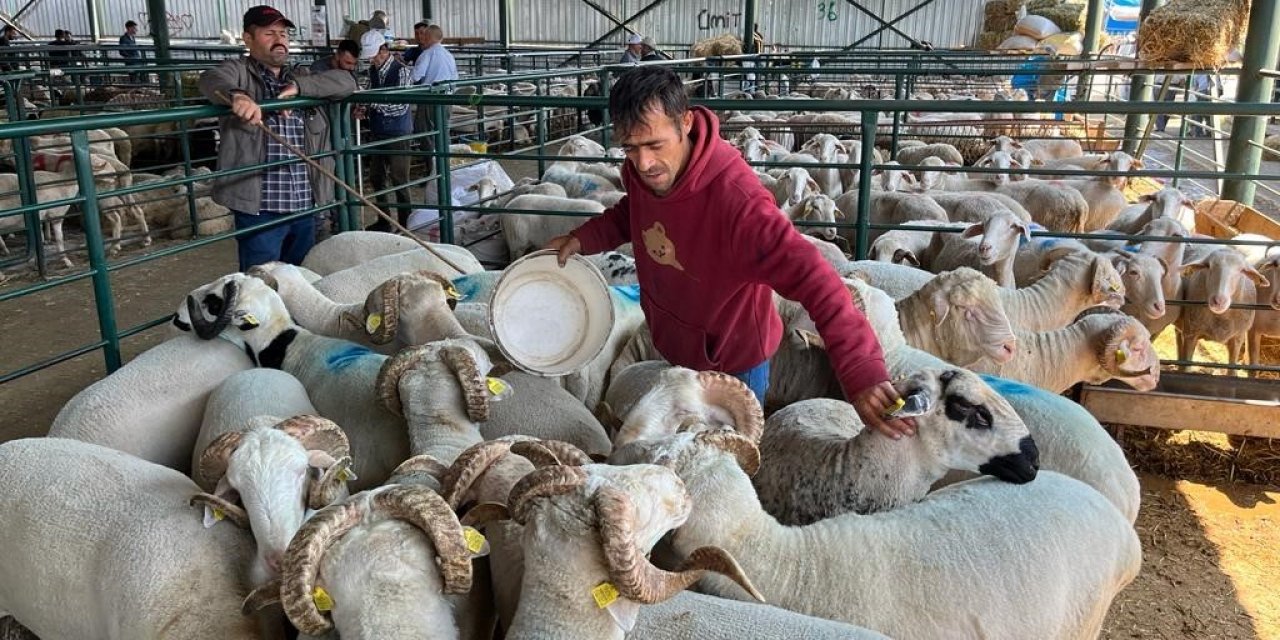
[241,579,282,615]
[1110,253,1129,275]
[1156,256,1170,275]
[1243,266,1271,288]
[961,224,984,239]
[929,290,951,325]
[792,328,825,350]
[1181,261,1208,277]
[1016,222,1031,241]
[307,450,338,470]
[806,177,820,192]
[892,249,921,267]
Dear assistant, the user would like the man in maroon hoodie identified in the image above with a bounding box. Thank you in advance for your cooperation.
[547,66,914,439]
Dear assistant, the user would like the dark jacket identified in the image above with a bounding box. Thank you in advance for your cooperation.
[366,57,413,135]
[198,56,357,213]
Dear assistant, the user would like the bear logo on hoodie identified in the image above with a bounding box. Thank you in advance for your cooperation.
[641,221,684,271]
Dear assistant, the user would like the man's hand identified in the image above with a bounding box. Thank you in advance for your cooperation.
[229,92,262,126]
[276,83,299,99]
[544,234,581,267]
[849,380,916,440]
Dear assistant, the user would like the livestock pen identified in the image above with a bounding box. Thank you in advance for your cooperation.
[0,43,1278,639]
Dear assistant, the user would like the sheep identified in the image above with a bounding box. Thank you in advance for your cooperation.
[796,133,844,197]
[542,162,619,198]
[192,411,355,587]
[501,463,763,640]
[987,135,1083,164]
[1176,247,1270,366]
[784,192,843,243]
[0,156,123,266]
[482,371,614,458]
[968,307,1161,392]
[925,190,1033,223]
[603,363,764,446]
[47,333,254,474]
[932,150,1022,191]
[252,483,482,639]
[755,367,1037,524]
[173,273,500,487]
[833,189,948,245]
[868,219,966,268]
[480,177,568,208]
[1042,150,1142,173]
[190,368,318,471]
[1111,248,1171,322]
[0,438,283,639]
[889,267,1019,366]
[1247,254,1280,373]
[871,160,920,192]
[1045,175,1129,231]
[634,592,890,640]
[310,248,481,304]
[894,142,964,167]
[995,180,1090,233]
[299,231,484,277]
[501,194,605,260]
[928,210,1033,288]
[609,430,1141,640]
[772,276,1141,522]
[767,165,819,208]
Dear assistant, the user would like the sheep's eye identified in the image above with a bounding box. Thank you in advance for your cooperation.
[969,406,993,430]
[943,395,973,421]
[204,293,224,315]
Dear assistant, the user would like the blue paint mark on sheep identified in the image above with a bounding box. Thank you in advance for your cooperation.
[611,284,641,303]
[978,374,1041,399]
[451,273,488,302]
[327,344,376,371]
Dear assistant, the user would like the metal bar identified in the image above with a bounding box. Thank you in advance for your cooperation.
[742,0,759,54]
[1222,0,1280,204]
[847,0,939,50]
[497,0,511,49]
[11,0,43,23]
[1075,0,1106,102]
[70,129,121,372]
[855,110,877,259]
[87,0,101,42]
[422,0,433,20]
[145,0,172,71]
[434,102,453,244]
[557,0,669,68]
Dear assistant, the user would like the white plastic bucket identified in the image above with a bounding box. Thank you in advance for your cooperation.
[489,250,615,377]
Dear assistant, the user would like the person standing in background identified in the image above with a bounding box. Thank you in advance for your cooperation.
[410,23,458,176]
[359,38,415,231]
[621,33,643,63]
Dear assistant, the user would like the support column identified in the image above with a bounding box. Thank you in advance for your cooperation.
[742,0,759,53]
[146,0,170,67]
[1076,0,1106,101]
[1122,0,1164,152]
[497,0,511,48]
[422,0,433,20]
[86,0,101,42]
[1222,0,1280,204]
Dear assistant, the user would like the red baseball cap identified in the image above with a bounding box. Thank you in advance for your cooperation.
[243,5,295,30]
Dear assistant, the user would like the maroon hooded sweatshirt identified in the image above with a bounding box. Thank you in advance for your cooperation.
[571,106,889,398]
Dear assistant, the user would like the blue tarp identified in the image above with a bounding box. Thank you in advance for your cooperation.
[1106,0,1140,33]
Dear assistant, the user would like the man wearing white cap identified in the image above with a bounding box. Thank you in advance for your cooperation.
[360,37,415,231]
[621,33,643,64]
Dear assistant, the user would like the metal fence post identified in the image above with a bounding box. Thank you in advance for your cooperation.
[1222,0,1280,205]
[855,110,877,259]
[70,129,122,372]
[435,102,453,244]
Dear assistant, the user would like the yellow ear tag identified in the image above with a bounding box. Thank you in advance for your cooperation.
[212,507,225,522]
[486,377,507,396]
[592,582,620,609]
[1109,281,1121,292]
[1114,349,1127,365]
[463,526,487,554]
[241,313,259,328]
[446,285,462,300]
[336,469,351,482]
[882,396,906,418]
[312,586,334,612]
[365,313,382,334]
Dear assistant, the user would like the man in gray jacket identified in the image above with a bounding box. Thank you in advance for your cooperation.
[198,5,356,271]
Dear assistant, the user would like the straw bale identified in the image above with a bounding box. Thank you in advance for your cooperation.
[691,34,743,58]
[976,29,1013,50]
[1137,0,1250,68]
[1037,2,1086,32]
[984,0,1024,33]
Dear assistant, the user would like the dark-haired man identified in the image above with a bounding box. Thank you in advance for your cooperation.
[310,38,360,78]
[546,66,913,438]
[198,5,356,271]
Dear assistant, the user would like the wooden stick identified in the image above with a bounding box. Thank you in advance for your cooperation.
[215,90,468,275]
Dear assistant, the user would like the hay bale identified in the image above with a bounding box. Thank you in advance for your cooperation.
[984,0,1024,33]
[1264,134,1280,161]
[976,29,1013,50]
[1026,0,1059,13]
[691,34,743,58]
[1037,2,1086,31]
[1138,0,1250,68]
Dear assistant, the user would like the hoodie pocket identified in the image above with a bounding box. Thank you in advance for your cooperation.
[642,289,719,370]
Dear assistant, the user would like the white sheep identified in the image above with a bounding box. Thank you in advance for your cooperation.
[833,189,948,246]
[501,193,605,260]
[299,231,483,277]
[1045,175,1129,231]
[635,592,889,640]
[1247,254,1280,373]
[889,267,1019,366]
[47,332,254,474]
[1176,247,1270,366]
[895,142,965,167]
[501,464,763,640]
[0,438,283,639]
[784,192,843,242]
[310,248,481,303]
[868,219,966,268]
[755,367,1037,524]
[796,133,844,197]
[928,210,1032,288]
[968,307,1161,392]
[610,430,1141,640]
[987,135,1083,164]
[995,180,1090,233]
[482,371,614,459]
[604,363,764,446]
[1112,248,1171,322]
[542,162,619,198]
[767,165,819,208]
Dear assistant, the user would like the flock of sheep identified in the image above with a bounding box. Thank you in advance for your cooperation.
[2,82,1279,640]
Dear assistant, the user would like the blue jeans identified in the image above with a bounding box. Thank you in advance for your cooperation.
[233,210,315,272]
[731,360,770,407]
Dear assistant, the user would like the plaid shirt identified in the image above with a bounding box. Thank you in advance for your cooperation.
[255,60,313,214]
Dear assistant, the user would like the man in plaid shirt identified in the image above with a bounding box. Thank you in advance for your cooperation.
[198,5,356,271]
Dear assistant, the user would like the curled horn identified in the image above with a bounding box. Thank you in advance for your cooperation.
[371,486,473,594]
[391,454,450,480]
[511,439,592,467]
[308,456,355,510]
[693,431,762,476]
[508,465,589,526]
[364,275,402,345]
[460,501,511,527]
[189,493,250,528]
[188,279,239,340]
[275,415,350,459]
[1100,318,1152,376]
[696,371,764,443]
[280,502,363,636]
[594,486,765,604]
[440,344,491,422]
[374,345,435,416]
[441,440,519,510]
[196,430,245,491]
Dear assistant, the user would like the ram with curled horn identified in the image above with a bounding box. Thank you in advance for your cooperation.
[191,414,357,585]
[601,363,764,448]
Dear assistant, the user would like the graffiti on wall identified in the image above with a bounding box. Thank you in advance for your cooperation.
[136,11,196,36]
[695,9,743,32]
